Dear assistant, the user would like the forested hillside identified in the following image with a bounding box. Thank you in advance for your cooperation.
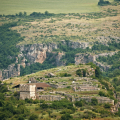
[0,23,23,69]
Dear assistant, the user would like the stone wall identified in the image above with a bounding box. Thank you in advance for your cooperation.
[56,91,114,105]
[38,95,62,101]
[73,85,100,92]
[76,96,114,105]
[111,102,120,113]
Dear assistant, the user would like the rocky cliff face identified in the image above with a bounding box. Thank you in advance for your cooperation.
[61,40,89,49]
[18,43,57,65]
[1,40,116,80]
[0,64,20,80]
[56,52,65,66]
[68,40,89,49]
[75,52,117,71]
[0,43,58,80]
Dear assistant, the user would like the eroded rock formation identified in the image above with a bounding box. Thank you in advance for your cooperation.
[75,51,117,71]
[0,64,20,80]
[18,43,57,65]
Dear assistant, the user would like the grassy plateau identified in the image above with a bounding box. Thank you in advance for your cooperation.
[0,0,103,15]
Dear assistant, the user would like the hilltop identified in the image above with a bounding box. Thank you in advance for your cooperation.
[1,64,120,120]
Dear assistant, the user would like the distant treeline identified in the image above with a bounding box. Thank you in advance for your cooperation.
[0,11,66,19]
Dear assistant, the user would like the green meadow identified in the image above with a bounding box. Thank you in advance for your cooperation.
[0,0,103,15]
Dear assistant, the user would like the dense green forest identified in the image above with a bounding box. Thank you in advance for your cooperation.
[0,23,23,69]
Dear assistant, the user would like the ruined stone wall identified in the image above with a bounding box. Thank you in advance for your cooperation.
[48,84,58,88]
[76,96,114,105]
[20,92,30,100]
[38,95,62,101]
[73,86,100,92]
[56,92,114,105]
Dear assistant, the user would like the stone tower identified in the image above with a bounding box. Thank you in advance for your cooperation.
[20,84,36,100]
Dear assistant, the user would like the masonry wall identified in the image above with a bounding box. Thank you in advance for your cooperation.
[76,96,114,105]
[38,95,62,101]
[20,92,30,100]
[20,84,36,100]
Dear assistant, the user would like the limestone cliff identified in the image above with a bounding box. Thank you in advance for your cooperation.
[75,51,117,71]
[61,40,89,49]
[17,43,57,65]
[0,64,20,80]
[56,52,65,66]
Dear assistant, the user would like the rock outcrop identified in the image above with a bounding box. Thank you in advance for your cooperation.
[17,43,57,65]
[75,51,117,71]
[56,52,65,66]
[0,64,20,80]
[68,40,89,49]
[61,40,89,49]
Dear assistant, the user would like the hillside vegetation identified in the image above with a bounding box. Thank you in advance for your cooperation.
[0,1,120,78]
[1,64,119,120]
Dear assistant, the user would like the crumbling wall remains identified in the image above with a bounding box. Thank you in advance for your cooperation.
[38,95,62,101]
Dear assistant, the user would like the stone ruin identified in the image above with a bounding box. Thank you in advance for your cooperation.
[29,77,38,83]
[56,91,114,105]
[76,96,114,105]
[72,85,100,92]
[20,84,36,100]
[38,95,63,101]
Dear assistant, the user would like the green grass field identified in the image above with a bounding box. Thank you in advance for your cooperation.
[0,0,103,15]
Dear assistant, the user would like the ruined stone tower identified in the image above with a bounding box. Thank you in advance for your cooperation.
[20,84,36,100]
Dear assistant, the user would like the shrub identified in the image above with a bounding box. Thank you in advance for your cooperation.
[60,73,71,77]
[76,69,82,77]
[40,103,48,109]
[33,99,39,104]
[104,103,111,108]
[61,113,73,120]
[25,98,33,103]
[18,115,24,120]
[99,91,107,97]
[91,98,98,105]
[40,100,44,103]
[29,114,38,120]
[75,101,83,107]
